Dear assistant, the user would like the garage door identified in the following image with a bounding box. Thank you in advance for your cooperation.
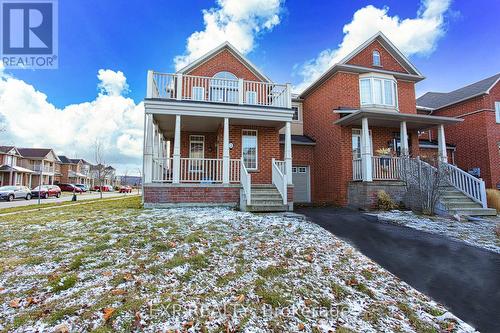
[292,166,310,203]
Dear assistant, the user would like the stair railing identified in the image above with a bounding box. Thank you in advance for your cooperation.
[440,162,487,208]
[272,158,287,205]
[240,158,251,205]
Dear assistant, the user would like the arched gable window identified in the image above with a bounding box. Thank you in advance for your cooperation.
[372,50,381,66]
[210,71,239,103]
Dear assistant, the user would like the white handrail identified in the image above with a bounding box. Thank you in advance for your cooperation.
[372,156,401,180]
[352,158,362,181]
[152,158,172,182]
[272,158,287,205]
[240,159,251,205]
[149,72,290,108]
[441,162,487,208]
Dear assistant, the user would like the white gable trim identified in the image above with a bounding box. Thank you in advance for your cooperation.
[486,76,500,94]
[177,42,272,83]
[338,32,422,77]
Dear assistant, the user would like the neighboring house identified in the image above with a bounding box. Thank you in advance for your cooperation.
[91,164,117,187]
[417,73,500,189]
[0,146,34,186]
[17,148,61,187]
[120,175,141,187]
[142,32,494,215]
[57,156,92,186]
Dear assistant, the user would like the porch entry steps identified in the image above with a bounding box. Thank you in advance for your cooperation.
[439,186,497,216]
[245,185,288,212]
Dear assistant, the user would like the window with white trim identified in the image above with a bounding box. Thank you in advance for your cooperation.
[242,130,258,170]
[359,76,398,108]
[372,50,381,66]
[246,91,257,105]
[192,87,205,101]
[495,101,500,123]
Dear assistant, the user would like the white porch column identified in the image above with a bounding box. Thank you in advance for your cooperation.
[143,114,154,183]
[361,117,373,182]
[29,173,32,188]
[222,117,230,184]
[172,115,181,183]
[284,121,293,184]
[399,121,409,156]
[437,124,448,163]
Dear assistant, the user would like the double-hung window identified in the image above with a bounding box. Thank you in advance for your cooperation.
[359,76,398,109]
[495,101,500,123]
[242,130,258,170]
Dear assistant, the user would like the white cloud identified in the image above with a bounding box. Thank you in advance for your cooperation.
[294,0,452,92]
[174,0,284,70]
[97,69,129,96]
[0,69,143,175]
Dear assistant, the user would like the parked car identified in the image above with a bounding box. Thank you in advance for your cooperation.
[119,185,132,193]
[57,183,83,193]
[0,186,32,201]
[93,185,113,192]
[31,185,61,199]
[74,184,89,192]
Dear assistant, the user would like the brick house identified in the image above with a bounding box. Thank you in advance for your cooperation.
[57,156,92,186]
[17,148,60,187]
[0,146,34,186]
[417,73,500,189]
[142,32,494,214]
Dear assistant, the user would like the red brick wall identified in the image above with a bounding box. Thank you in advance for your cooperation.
[143,185,239,204]
[179,132,218,159]
[346,40,409,74]
[186,49,262,82]
[303,72,359,205]
[302,70,419,205]
[429,82,500,188]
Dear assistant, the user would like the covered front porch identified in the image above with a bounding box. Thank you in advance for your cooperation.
[142,106,294,209]
[336,110,463,182]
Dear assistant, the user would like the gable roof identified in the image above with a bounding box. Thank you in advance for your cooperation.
[18,148,60,161]
[58,155,73,164]
[0,146,21,156]
[177,42,272,83]
[417,73,500,110]
[300,31,425,98]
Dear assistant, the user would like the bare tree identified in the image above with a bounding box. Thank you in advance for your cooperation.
[400,156,449,215]
[93,140,114,199]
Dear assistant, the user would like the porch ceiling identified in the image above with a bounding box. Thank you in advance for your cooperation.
[334,109,463,130]
[154,114,286,138]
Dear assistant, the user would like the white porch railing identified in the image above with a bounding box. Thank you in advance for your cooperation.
[149,72,290,108]
[441,162,487,208]
[352,158,362,181]
[241,159,251,205]
[274,160,286,175]
[372,156,402,180]
[152,158,241,184]
[272,159,287,205]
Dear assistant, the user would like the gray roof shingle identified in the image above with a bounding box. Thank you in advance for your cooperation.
[17,148,52,158]
[417,73,500,110]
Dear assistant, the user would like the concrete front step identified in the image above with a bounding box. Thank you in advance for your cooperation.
[441,195,475,202]
[245,204,288,212]
[444,202,483,209]
[448,207,498,216]
[251,199,285,206]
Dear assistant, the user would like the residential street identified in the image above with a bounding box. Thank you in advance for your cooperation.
[0,191,140,209]
[298,207,500,333]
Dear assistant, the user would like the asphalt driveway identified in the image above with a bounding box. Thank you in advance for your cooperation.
[297,207,500,333]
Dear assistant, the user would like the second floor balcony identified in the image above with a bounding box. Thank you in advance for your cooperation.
[146,71,292,109]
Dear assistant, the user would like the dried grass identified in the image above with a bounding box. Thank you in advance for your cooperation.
[486,189,500,213]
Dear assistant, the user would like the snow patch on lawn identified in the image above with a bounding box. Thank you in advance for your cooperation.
[376,210,500,254]
[0,206,478,332]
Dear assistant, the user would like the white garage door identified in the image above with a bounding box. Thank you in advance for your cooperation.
[292,166,311,203]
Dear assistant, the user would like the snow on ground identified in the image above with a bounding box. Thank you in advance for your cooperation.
[376,210,500,254]
[0,198,477,332]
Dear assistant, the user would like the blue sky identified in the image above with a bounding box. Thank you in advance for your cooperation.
[1,0,499,174]
[8,0,500,107]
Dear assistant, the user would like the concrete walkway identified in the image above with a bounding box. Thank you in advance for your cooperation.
[298,207,500,333]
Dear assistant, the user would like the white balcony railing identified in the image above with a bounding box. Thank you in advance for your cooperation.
[148,72,291,109]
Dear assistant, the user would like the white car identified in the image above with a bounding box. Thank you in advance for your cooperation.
[0,186,32,201]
